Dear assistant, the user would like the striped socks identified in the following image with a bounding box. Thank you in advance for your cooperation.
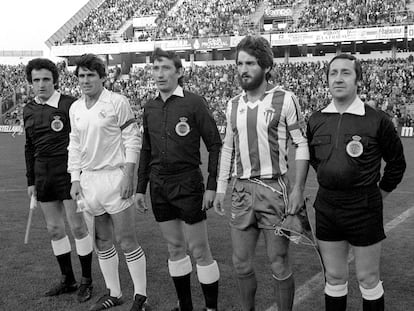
[97,245,121,298]
[125,247,147,297]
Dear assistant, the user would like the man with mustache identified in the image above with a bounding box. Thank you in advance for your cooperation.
[213,36,309,311]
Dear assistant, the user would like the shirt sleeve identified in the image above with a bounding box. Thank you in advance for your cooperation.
[306,116,318,171]
[378,114,406,192]
[216,100,234,194]
[23,108,35,186]
[67,103,82,182]
[285,93,310,161]
[116,95,140,164]
[137,108,151,194]
[195,97,222,191]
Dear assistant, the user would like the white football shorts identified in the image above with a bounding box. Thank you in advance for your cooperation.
[80,168,134,216]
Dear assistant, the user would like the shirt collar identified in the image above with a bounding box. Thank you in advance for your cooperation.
[322,96,365,116]
[97,88,111,103]
[157,85,184,99]
[81,87,109,104]
[34,91,60,108]
[241,84,280,103]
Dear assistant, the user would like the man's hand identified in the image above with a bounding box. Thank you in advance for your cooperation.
[27,185,36,199]
[287,185,305,215]
[202,190,216,211]
[213,193,226,216]
[134,193,148,214]
[120,174,134,199]
[70,181,83,201]
[120,163,135,199]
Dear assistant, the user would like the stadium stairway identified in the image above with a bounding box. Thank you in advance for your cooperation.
[113,19,134,43]
[291,0,308,28]
[250,1,266,26]
[167,0,186,18]
[407,0,414,14]
[45,0,106,47]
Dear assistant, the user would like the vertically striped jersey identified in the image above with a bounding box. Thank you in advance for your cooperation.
[217,85,309,193]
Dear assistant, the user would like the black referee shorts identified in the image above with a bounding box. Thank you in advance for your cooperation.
[314,185,386,247]
[149,168,206,224]
[34,156,72,202]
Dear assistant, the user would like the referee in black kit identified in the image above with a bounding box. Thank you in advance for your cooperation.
[135,48,222,311]
[23,58,93,302]
[306,54,406,311]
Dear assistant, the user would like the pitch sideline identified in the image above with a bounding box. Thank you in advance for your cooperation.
[265,205,414,311]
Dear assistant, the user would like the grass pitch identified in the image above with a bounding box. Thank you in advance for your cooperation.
[0,134,413,311]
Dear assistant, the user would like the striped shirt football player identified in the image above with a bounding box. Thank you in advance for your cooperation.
[213,35,310,311]
[217,86,309,194]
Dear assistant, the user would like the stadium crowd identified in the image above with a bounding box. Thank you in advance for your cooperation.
[295,0,408,32]
[57,0,412,45]
[153,0,260,39]
[2,58,414,127]
[62,0,177,44]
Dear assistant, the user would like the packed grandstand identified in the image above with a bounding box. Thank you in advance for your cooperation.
[1,0,414,130]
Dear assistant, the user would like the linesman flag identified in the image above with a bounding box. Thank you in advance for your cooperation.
[24,195,37,244]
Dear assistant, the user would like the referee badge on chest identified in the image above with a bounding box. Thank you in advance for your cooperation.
[346,135,363,157]
[51,116,64,132]
[175,117,190,136]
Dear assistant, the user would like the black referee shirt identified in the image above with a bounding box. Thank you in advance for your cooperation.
[307,103,406,192]
[137,89,222,192]
[23,94,75,186]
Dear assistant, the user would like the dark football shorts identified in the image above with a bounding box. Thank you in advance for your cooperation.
[149,168,206,224]
[314,185,386,246]
[34,156,72,202]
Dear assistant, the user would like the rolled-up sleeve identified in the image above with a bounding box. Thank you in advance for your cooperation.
[216,101,234,194]
[285,93,309,161]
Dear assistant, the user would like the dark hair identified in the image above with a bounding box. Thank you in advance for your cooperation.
[236,35,274,81]
[326,53,362,82]
[152,47,184,86]
[25,58,59,89]
[74,54,106,78]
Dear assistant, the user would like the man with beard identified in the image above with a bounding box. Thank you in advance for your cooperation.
[213,36,309,311]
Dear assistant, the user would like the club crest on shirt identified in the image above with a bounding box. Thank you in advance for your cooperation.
[98,110,107,119]
[264,107,275,124]
[346,135,363,157]
[175,117,190,136]
[51,116,64,132]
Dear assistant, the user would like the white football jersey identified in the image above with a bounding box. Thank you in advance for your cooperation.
[67,89,141,181]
